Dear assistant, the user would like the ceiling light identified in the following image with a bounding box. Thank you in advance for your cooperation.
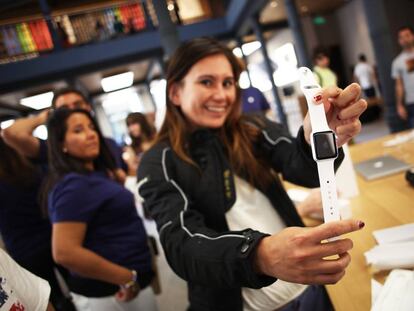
[33,125,48,140]
[242,41,262,56]
[238,71,251,89]
[20,91,54,110]
[1,119,15,129]
[102,88,141,114]
[101,71,134,93]
[232,47,243,58]
[232,41,262,57]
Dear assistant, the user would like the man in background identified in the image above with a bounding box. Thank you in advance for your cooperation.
[354,54,378,99]
[392,26,414,128]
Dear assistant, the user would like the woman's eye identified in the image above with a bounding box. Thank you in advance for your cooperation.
[223,80,234,88]
[200,79,213,86]
[72,125,84,133]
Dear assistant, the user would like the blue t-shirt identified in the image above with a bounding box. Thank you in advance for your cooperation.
[241,86,270,114]
[48,172,151,274]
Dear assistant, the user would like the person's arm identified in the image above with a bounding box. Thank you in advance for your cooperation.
[258,119,323,187]
[253,219,364,284]
[2,110,48,158]
[52,222,135,286]
[52,222,138,302]
[395,77,408,120]
[138,147,365,287]
[138,145,275,289]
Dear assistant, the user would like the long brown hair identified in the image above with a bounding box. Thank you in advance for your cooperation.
[126,112,155,154]
[156,37,274,188]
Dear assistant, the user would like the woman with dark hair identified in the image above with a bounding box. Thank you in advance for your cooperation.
[0,130,75,311]
[137,37,367,311]
[45,108,157,310]
[124,112,156,176]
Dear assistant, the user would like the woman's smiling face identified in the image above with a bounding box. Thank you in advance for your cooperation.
[170,54,237,129]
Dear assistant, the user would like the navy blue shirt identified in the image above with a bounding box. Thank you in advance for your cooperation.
[0,139,50,260]
[0,176,51,260]
[241,86,271,114]
[48,172,151,274]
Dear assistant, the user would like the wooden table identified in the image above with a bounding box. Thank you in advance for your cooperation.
[325,132,414,311]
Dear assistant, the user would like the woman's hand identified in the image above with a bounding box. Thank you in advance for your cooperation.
[303,83,367,147]
[253,219,364,284]
[115,286,140,302]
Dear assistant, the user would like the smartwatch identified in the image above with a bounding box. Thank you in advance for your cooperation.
[298,67,340,223]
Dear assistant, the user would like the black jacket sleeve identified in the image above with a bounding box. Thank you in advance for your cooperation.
[137,144,275,289]
[258,119,344,188]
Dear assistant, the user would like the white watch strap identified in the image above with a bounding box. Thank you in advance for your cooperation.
[298,67,330,132]
[317,160,340,222]
[305,93,329,132]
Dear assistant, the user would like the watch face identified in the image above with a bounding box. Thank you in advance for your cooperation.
[313,131,338,160]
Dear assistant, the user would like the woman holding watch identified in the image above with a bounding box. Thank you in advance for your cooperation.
[137,37,367,311]
[45,108,157,310]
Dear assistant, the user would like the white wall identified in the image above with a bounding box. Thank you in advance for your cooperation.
[335,0,375,81]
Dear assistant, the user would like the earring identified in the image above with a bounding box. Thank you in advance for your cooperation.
[63,147,68,153]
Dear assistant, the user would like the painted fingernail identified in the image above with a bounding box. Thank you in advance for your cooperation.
[358,221,365,229]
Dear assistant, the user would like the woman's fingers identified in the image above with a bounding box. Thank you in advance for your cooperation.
[307,238,354,260]
[308,219,365,243]
[291,254,350,285]
[322,86,342,101]
[331,83,361,108]
[304,252,352,275]
[337,99,368,120]
[310,270,346,285]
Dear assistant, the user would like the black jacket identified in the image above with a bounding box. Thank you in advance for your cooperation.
[137,119,344,311]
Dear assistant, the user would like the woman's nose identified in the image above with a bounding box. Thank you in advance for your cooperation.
[86,129,97,139]
[213,85,226,100]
